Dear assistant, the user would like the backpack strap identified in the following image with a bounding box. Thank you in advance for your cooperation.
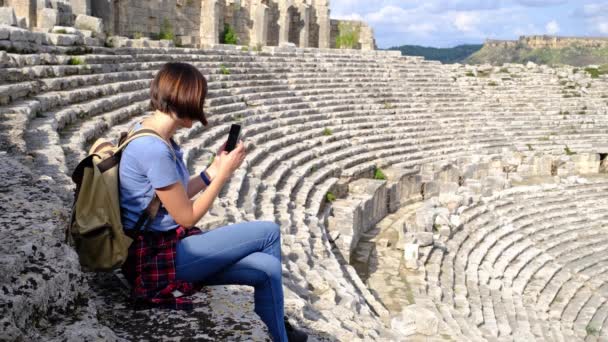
[132,195,162,232]
[118,129,177,232]
[116,129,177,161]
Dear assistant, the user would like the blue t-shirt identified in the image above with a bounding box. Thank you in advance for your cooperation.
[119,122,190,231]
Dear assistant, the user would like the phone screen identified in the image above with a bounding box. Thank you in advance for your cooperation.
[225,124,241,153]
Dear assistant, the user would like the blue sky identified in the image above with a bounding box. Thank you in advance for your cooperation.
[330,1,608,49]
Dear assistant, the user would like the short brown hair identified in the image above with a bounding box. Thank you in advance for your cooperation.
[150,62,208,126]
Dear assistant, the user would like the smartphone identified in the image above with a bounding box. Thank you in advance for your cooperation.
[225,124,241,153]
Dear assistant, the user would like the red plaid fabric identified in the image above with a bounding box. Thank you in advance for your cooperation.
[122,226,203,310]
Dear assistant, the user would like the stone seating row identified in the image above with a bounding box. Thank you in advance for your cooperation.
[424,181,608,340]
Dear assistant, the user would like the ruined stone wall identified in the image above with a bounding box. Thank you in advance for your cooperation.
[2,0,371,49]
[330,19,375,51]
[223,0,252,45]
[266,1,280,46]
[485,36,608,50]
[484,39,518,48]
[308,8,319,48]
[110,0,201,41]
[5,0,33,27]
[521,35,608,49]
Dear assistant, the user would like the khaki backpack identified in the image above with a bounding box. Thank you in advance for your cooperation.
[66,127,176,271]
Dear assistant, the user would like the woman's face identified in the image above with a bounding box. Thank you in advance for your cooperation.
[180,117,194,129]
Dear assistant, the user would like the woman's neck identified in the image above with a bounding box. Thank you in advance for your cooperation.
[143,110,178,142]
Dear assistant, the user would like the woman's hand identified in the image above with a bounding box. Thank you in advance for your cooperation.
[215,140,246,182]
[204,142,226,181]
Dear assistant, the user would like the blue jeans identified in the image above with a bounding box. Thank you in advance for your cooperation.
[175,220,288,342]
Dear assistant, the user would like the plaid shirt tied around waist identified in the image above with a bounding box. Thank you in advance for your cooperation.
[122,226,203,311]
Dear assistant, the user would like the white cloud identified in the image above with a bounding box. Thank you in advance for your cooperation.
[545,20,560,34]
[573,3,608,36]
[516,0,567,7]
[453,12,480,32]
[332,13,364,21]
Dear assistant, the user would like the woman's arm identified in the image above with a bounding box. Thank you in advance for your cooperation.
[186,164,218,198]
[157,142,246,228]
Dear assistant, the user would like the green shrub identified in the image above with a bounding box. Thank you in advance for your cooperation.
[326,192,336,203]
[241,46,249,52]
[564,145,576,155]
[67,57,85,65]
[55,28,67,34]
[133,31,143,39]
[323,127,332,136]
[221,24,238,45]
[586,325,599,336]
[465,71,475,77]
[158,19,174,41]
[335,22,360,49]
[585,67,600,78]
[219,64,230,75]
[374,167,386,180]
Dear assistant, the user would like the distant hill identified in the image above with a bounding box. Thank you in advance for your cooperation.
[466,36,608,66]
[387,44,483,63]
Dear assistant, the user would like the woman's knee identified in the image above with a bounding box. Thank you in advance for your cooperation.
[253,252,283,282]
[257,220,281,239]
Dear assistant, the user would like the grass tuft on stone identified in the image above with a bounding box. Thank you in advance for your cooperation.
[374,167,387,180]
[67,57,85,65]
[219,64,231,75]
[326,192,336,203]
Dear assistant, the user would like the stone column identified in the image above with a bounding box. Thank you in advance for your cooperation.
[297,2,310,47]
[277,0,292,45]
[315,0,329,48]
[69,0,91,15]
[359,24,376,51]
[200,0,222,46]
[6,0,37,28]
[250,0,269,46]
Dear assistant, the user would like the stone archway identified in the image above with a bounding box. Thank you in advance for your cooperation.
[287,5,299,45]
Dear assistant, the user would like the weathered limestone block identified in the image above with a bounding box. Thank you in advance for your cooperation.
[398,305,439,336]
[0,154,117,340]
[0,24,10,40]
[439,181,459,194]
[462,162,488,179]
[7,25,32,41]
[488,158,503,176]
[16,16,27,28]
[481,176,508,196]
[383,167,418,212]
[415,207,435,232]
[37,8,58,31]
[48,32,83,45]
[401,231,434,248]
[403,243,419,270]
[74,14,103,37]
[49,0,75,26]
[327,198,363,262]
[0,6,17,26]
[571,153,600,174]
[348,178,388,232]
[551,156,575,177]
[434,163,460,183]
[70,0,91,15]
[422,181,439,199]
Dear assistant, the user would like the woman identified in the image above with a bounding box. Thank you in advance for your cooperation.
[119,62,307,342]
